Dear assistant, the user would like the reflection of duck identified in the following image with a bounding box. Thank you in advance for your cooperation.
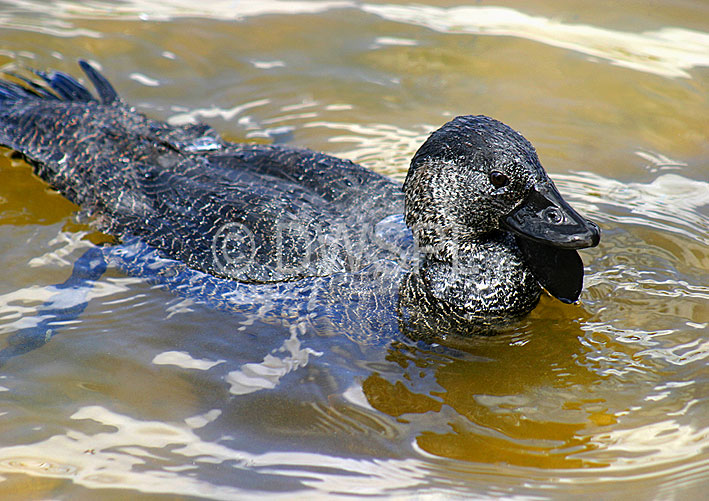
[364,310,608,469]
[0,61,598,324]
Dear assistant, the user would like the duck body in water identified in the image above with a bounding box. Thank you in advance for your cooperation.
[0,61,599,332]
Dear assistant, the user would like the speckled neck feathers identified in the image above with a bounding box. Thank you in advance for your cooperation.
[403,116,550,317]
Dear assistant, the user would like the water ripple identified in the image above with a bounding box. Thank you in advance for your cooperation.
[362,4,709,78]
[0,405,434,499]
[5,1,708,79]
[555,172,709,246]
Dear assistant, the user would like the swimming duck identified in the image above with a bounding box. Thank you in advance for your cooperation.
[0,61,599,329]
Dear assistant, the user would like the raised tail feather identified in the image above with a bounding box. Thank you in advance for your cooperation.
[0,60,153,214]
[0,60,119,104]
[0,60,122,155]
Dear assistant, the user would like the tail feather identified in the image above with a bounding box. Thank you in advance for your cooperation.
[0,61,120,105]
[79,60,120,104]
[0,79,43,101]
[35,69,95,102]
[4,72,60,99]
[0,60,125,177]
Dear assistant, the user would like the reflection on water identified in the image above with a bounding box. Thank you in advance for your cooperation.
[0,404,434,499]
[0,0,708,499]
[4,1,709,78]
[362,4,709,78]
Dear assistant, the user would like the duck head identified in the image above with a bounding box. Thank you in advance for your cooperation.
[403,115,600,304]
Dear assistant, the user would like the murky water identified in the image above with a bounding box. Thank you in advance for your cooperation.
[0,1,708,499]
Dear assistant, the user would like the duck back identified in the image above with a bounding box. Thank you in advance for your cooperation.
[0,63,405,283]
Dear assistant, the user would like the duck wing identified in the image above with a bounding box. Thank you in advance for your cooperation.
[0,62,404,282]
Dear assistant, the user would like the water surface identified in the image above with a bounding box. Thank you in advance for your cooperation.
[0,1,707,499]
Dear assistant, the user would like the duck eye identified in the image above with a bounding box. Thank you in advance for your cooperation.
[489,171,509,189]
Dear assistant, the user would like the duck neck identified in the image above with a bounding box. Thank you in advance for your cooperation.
[415,232,542,318]
[413,227,504,264]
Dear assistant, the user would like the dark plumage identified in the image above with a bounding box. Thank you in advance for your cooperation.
[0,61,599,333]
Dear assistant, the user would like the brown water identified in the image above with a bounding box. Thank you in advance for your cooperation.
[0,1,708,499]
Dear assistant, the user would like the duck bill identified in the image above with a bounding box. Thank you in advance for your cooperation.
[501,182,600,304]
[502,182,600,249]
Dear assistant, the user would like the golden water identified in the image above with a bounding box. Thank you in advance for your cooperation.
[0,1,707,499]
